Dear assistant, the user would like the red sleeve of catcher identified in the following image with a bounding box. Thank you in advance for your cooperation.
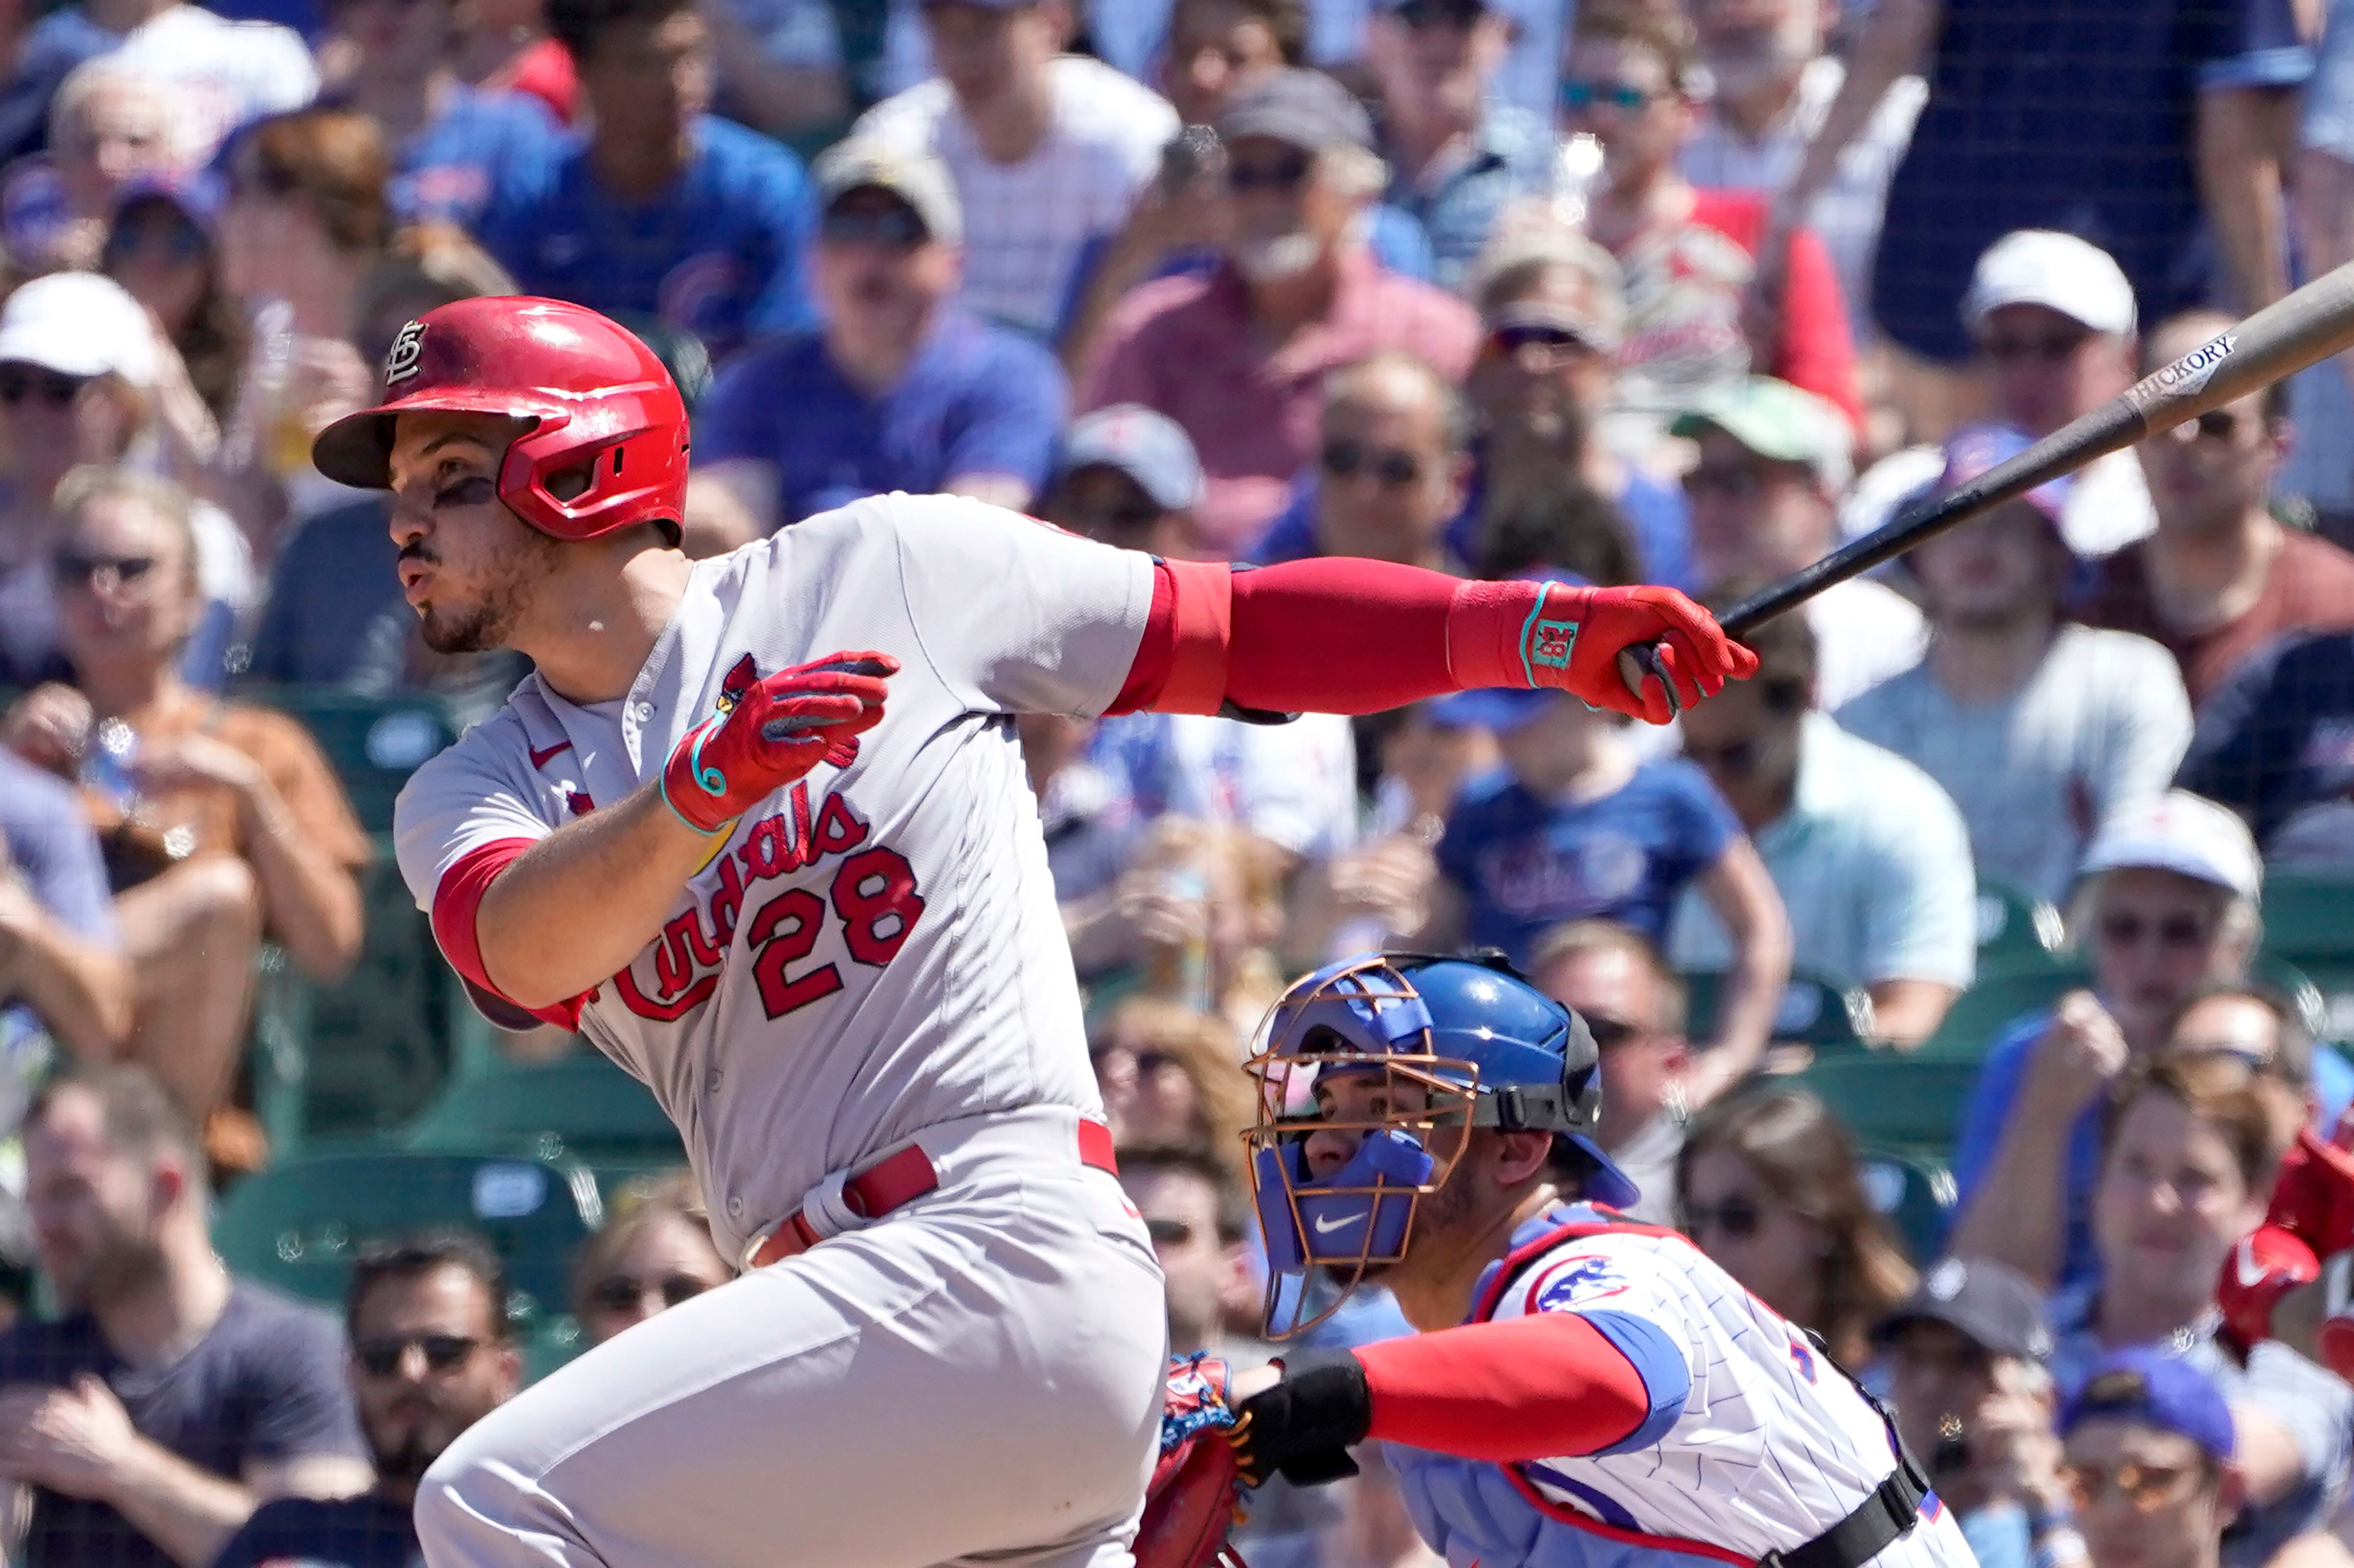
[1354,1312,1653,1461]
[430,838,589,1031]
[1108,558,1549,715]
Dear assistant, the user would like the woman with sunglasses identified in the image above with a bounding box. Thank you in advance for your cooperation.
[104,181,248,434]
[1676,1084,1917,1372]
[1089,998,1255,1187]
[570,1170,733,1347]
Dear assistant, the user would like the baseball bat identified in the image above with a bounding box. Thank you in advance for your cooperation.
[1714,259,2354,640]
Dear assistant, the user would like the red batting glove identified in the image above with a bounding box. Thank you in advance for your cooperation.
[659,652,897,835]
[2266,1127,2354,1256]
[2317,1310,2354,1383]
[1523,583,1761,725]
[2218,1225,2319,1356]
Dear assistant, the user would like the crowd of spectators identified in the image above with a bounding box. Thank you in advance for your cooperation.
[0,0,2347,1563]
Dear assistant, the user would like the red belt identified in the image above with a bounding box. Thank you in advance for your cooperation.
[746,1119,1119,1269]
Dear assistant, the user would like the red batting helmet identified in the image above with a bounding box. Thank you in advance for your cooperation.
[311,296,689,542]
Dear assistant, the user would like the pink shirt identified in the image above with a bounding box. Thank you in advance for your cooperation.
[1084,248,1481,556]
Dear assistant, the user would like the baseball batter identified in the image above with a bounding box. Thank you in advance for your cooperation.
[307,295,1755,1568]
[1217,954,1980,1568]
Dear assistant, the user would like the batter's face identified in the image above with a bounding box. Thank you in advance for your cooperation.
[386,410,565,655]
[349,1264,519,1486]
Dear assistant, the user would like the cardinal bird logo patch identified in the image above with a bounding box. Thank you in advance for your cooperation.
[715,653,760,714]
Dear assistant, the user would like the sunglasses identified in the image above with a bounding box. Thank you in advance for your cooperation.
[354,1334,480,1377]
[0,365,88,407]
[2097,911,2211,950]
[2062,1459,2204,1514]
[1560,78,1655,111]
[1681,1195,1762,1240]
[586,1272,714,1314]
[104,215,205,267]
[1582,1013,1648,1050]
[1227,152,1313,194]
[1144,1216,1198,1247]
[1320,439,1423,489]
[52,551,158,590]
[1487,321,1598,363]
[1980,330,2091,366]
[1680,463,1766,501]
[1059,500,1165,537]
[819,206,928,250]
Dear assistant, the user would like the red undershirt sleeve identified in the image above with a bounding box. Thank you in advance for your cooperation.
[1353,1313,1658,1462]
[431,837,591,1031]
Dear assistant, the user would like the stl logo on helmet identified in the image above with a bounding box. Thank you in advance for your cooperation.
[384,320,428,384]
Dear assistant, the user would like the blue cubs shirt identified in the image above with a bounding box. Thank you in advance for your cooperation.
[1437,757,1740,967]
[695,306,1068,526]
[394,83,560,228]
[477,114,817,355]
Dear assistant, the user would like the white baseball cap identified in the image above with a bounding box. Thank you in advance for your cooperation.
[1964,230,2137,338]
[0,271,159,386]
[2078,790,2261,902]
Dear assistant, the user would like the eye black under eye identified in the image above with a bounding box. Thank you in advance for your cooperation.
[433,476,497,508]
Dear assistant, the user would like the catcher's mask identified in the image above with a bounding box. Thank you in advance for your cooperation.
[1243,951,1639,1338]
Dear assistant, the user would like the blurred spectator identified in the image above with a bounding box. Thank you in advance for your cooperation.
[686,138,1064,546]
[1423,680,1789,1095]
[1780,0,2301,391]
[1675,1084,1916,1370]
[1305,352,1467,568]
[451,0,579,126]
[0,749,130,1065]
[1117,1143,1255,1357]
[1086,68,1478,556]
[103,180,245,430]
[0,0,314,171]
[0,1065,371,1568]
[1678,0,1922,347]
[1089,999,1254,1182]
[319,0,561,230]
[1039,403,1203,556]
[2165,982,2347,1120]
[2041,1056,2351,1567]
[1,60,191,276]
[0,272,256,692]
[1670,595,1975,1045]
[1063,810,1247,1008]
[694,0,851,143]
[1672,375,1925,708]
[1872,1258,2078,1568]
[1837,426,2195,905]
[477,0,818,358]
[3,469,367,1168]
[1528,919,1689,1226]
[1949,791,2267,1292]
[1459,225,1694,593]
[1155,0,1299,124]
[2178,628,2354,865]
[216,107,397,537]
[852,0,1177,339]
[211,1232,524,1568]
[2058,1350,2241,1568]
[1364,0,1548,292]
[2076,309,2354,707]
[1562,5,1860,435]
[571,1170,731,1348]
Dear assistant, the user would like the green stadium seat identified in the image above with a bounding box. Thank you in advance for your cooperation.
[2260,870,2354,1041]
[407,1050,682,1168]
[1975,879,2066,967]
[245,686,461,836]
[1920,963,2091,1058]
[1795,1054,1984,1162]
[1684,968,1873,1050]
[213,1148,602,1320]
[1859,1148,1958,1265]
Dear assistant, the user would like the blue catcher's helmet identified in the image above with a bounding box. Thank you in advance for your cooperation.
[1243,951,1640,1336]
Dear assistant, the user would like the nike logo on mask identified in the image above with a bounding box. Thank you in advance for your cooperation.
[1314,1211,1368,1235]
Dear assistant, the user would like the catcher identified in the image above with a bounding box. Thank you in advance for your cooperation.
[1143,954,1977,1568]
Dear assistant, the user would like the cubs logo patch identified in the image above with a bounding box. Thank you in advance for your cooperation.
[1529,618,1577,672]
[1529,1254,1627,1311]
[384,319,428,384]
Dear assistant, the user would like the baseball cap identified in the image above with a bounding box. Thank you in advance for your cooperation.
[1669,376,1853,492]
[1964,230,2137,338]
[811,137,962,245]
[2078,789,2262,902]
[0,271,158,386]
[2059,1349,2235,1459]
[1937,423,2074,526]
[1218,68,1375,153]
[1057,405,1204,513]
[1870,1256,2053,1360]
[1474,226,1627,355]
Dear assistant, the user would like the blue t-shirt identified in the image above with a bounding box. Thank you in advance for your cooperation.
[2177,630,2354,850]
[393,84,560,229]
[1386,104,1553,294]
[694,306,1067,526]
[0,1282,366,1568]
[1436,758,1740,969]
[477,114,817,356]
[212,1492,421,1568]
[1954,1008,2354,1293]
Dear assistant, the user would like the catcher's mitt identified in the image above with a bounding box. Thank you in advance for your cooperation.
[1136,1354,1250,1568]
